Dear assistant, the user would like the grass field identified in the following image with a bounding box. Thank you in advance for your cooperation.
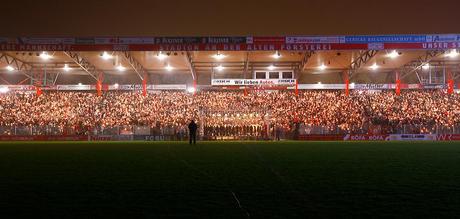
[1,141,460,218]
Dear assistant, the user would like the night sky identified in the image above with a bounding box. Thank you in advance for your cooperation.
[1,0,459,36]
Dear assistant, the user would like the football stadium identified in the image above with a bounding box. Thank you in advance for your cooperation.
[1,1,460,218]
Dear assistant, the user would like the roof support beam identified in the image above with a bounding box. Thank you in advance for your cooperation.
[243,52,250,78]
[400,50,445,81]
[63,51,104,81]
[348,50,378,79]
[0,52,35,81]
[298,51,315,71]
[121,51,146,81]
[185,52,197,80]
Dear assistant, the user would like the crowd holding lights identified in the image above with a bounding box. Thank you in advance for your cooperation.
[1,90,460,136]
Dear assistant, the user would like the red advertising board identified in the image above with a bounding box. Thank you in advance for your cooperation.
[343,134,390,141]
[0,135,87,141]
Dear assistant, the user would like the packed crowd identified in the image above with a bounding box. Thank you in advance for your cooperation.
[1,90,460,136]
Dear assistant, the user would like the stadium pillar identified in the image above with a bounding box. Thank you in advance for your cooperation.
[395,71,401,96]
[447,69,454,94]
[96,80,102,97]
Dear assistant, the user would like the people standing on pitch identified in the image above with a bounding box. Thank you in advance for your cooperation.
[188,120,198,145]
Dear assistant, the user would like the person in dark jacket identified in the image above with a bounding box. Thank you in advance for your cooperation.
[188,120,198,145]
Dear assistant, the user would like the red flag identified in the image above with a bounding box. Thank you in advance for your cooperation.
[96,80,102,96]
[36,86,42,96]
[295,79,299,96]
[142,78,147,96]
[396,79,401,96]
[345,79,349,96]
[448,79,454,94]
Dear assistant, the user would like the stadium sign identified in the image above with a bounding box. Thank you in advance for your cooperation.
[211,79,296,86]
[2,34,460,51]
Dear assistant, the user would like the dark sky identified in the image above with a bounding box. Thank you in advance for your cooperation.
[1,0,459,36]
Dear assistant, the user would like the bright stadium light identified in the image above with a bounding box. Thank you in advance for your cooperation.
[272,51,281,59]
[101,51,113,60]
[40,51,52,60]
[114,83,119,88]
[317,82,322,84]
[213,52,226,60]
[387,50,400,59]
[187,87,196,93]
[78,83,83,86]
[267,65,276,70]
[422,63,430,70]
[318,63,327,70]
[445,49,459,58]
[156,51,167,60]
[165,64,174,71]
[216,65,224,72]
[117,64,126,72]
[63,64,71,72]
[6,65,15,71]
[370,63,379,70]
[0,86,9,93]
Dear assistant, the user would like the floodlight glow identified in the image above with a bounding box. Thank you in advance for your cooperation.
[216,65,224,71]
[317,82,322,84]
[445,49,459,58]
[0,86,9,93]
[6,65,15,71]
[101,51,113,60]
[40,51,52,60]
[165,64,174,71]
[187,87,196,93]
[387,50,399,59]
[422,63,430,70]
[157,52,167,60]
[370,63,379,70]
[78,83,83,86]
[63,64,71,72]
[318,64,327,70]
[267,65,276,70]
[114,83,119,88]
[272,51,281,59]
[117,65,126,71]
[213,53,226,60]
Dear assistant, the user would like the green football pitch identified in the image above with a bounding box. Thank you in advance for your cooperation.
[1,141,460,218]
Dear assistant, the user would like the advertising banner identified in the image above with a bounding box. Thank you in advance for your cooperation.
[343,134,390,141]
[389,134,437,141]
[212,79,296,86]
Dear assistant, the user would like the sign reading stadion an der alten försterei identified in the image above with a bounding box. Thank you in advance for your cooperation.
[1,35,460,51]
